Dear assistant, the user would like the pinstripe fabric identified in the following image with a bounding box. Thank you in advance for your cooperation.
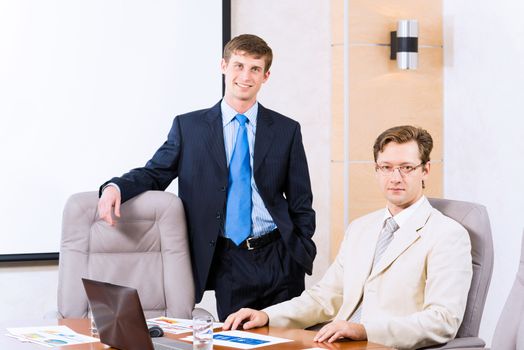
[349,217,399,323]
[105,100,316,301]
[221,100,277,239]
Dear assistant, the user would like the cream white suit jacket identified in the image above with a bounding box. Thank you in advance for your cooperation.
[264,198,472,350]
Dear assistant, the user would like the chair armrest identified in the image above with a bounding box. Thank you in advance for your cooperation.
[420,337,486,349]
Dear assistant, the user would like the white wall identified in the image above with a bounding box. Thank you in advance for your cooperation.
[0,263,58,321]
[443,0,524,345]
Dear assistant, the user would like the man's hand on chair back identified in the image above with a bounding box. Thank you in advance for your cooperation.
[98,186,121,226]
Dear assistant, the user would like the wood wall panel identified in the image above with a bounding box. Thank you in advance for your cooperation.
[348,46,443,161]
[330,0,443,259]
[330,162,346,256]
[348,0,442,45]
[348,162,384,222]
[332,0,344,45]
[331,45,345,162]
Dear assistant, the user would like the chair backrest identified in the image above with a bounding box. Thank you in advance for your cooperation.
[428,198,494,338]
[491,230,524,349]
[57,191,194,319]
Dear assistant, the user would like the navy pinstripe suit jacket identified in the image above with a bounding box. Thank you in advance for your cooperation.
[102,101,316,302]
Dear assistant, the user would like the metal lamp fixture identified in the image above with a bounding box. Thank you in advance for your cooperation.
[390,19,418,70]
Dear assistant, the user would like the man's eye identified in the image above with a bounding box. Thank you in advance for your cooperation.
[381,166,392,172]
[401,166,414,172]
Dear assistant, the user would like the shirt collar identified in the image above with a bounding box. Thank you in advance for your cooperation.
[221,99,258,127]
[383,195,426,228]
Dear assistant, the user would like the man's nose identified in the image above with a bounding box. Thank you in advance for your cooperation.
[389,168,403,181]
[239,69,251,80]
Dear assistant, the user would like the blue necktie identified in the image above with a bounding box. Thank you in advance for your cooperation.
[225,114,252,245]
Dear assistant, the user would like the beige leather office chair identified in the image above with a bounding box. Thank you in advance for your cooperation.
[422,198,494,349]
[57,191,195,319]
[454,230,524,350]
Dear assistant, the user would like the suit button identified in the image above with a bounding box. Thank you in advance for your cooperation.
[220,186,226,192]
[216,212,221,219]
[209,240,215,246]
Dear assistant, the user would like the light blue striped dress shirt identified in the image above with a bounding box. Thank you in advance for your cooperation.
[221,99,277,239]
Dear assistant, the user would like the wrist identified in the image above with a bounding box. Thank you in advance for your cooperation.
[353,323,367,340]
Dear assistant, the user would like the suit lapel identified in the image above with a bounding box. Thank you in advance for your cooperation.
[253,104,275,173]
[355,219,384,287]
[337,216,383,320]
[204,101,227,172]
[368,199,432,280]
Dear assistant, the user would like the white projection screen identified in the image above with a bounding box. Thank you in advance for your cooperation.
[0,1,226,260]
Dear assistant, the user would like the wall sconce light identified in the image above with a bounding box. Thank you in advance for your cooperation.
[390,19,418,70]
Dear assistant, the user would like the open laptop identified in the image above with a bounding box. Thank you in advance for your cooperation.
[82,278,193,350]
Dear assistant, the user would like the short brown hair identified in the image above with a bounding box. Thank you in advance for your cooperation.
[223,34,273,72]
[373,125,433,164]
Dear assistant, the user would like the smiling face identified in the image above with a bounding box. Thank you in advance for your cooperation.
[221,51,270,112]
[375,141,430,216]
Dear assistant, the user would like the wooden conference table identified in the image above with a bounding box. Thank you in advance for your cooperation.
[1,319,396,350]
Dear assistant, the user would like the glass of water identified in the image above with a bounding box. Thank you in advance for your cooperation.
[192,315,213,350]
[87,307,98,336]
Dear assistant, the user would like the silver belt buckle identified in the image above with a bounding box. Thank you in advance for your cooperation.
[246,237,255,250]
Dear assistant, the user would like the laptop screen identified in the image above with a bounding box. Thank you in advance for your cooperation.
[82,278,154,350]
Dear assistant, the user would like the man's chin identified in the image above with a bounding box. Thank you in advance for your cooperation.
[386,197,408,208]
[233,94,255,102]
[386,193,405,201]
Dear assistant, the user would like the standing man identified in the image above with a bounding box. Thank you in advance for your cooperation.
[97,34,316,321]
[224,125,472,350]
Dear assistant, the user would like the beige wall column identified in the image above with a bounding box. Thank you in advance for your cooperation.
[331,0,444,257]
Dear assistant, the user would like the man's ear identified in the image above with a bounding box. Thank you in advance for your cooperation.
[423,161,431,174]
[221,58,228,74]
[262,69,270,83]
[422,161,431,182]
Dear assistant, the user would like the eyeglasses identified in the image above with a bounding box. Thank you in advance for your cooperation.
[375,163,425,176]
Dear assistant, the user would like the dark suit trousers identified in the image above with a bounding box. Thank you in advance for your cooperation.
[208,236,306,321]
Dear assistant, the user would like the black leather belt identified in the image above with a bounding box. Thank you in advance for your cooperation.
[241,229,280,250]
[221,229,281,250]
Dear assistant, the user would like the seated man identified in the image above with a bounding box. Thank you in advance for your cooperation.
[223,125,473,350]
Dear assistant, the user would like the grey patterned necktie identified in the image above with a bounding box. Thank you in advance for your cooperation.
[371,217,399,269]
[349,217,399,323]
